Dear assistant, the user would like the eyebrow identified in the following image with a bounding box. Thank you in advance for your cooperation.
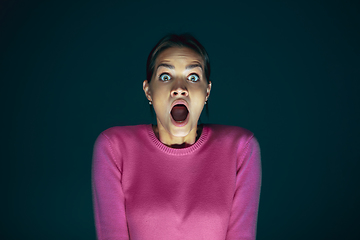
[157,63,174,70]
[186,63,203,71]
[156,63,203,71]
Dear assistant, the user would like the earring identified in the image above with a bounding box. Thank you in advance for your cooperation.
[149,101,152,105]
[205,101,207,104]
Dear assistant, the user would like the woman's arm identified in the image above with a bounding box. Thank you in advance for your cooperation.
[92,132,129,240]
[226,136,262,240]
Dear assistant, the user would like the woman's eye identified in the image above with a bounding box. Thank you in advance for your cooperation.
[188,74,200,82]
[159,73,171,81]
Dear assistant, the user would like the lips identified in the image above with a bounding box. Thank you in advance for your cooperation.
[170,99,190,126]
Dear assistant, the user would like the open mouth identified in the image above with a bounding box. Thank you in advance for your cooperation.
[170,104,189,123]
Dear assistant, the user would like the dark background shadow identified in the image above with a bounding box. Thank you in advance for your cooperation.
[1,0,359,239]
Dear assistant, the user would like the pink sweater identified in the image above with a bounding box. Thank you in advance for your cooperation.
[92,124,261,240]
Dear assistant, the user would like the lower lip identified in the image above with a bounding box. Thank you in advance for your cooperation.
[170,111,190,127]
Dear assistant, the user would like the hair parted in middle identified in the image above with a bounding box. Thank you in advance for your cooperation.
[146,33,211,84]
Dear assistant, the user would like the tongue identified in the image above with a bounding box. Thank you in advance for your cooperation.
[171,105,188,122]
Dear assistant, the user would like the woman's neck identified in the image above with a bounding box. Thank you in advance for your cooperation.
[152,124,203,149]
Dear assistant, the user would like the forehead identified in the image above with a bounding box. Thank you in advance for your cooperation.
[155,47,203,66]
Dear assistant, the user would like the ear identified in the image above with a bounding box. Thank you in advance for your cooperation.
[143,80,152,101]
[205,81,212,101]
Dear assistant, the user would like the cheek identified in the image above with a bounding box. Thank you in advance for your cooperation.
[153,99,167,112]
[192,90,207,112]
[151,92,169,115]
[192,87,207,101]
[151,87,166,102]
[150,82,170,96]
[191,98,206,114]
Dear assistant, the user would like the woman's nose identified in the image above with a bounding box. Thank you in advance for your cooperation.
[171,86,189,97]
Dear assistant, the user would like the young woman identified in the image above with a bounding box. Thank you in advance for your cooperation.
[92,34,262,240]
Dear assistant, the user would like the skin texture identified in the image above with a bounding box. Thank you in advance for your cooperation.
[143,47,212,148]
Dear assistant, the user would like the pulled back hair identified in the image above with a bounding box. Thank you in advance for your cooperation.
[146,33,211,83]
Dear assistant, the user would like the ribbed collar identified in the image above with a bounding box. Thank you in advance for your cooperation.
[146,124,209,156]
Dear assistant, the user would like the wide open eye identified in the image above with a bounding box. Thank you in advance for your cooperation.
[188,74,200,82]
[159,73,171,81]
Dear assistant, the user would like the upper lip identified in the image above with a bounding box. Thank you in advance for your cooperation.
[170,99,189,112]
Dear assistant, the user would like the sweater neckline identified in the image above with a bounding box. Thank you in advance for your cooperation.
[146,124,209,156]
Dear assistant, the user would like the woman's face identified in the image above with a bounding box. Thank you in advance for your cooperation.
[143,47,211,139]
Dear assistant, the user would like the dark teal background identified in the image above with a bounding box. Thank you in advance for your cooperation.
[1,0,359,239]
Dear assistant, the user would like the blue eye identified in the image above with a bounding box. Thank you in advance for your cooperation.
[159,73,171,81]
[188,74,199,82]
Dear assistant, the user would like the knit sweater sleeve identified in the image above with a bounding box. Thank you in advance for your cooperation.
[91,132,129,240]
[226,136,262,240]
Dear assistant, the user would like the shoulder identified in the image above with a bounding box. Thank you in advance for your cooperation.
[205,124,255,142]
[94,124,148,146]
[204,124,260,153]
[203,124,260,167]
[101,124,146,137]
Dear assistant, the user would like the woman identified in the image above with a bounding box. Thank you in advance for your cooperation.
[92,34,262,240]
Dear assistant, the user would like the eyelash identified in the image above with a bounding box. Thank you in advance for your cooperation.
[159,73,171,81]
[158,73,200,82]
[188,73,200,82]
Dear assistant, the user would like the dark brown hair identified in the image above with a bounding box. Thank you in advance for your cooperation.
[146,33,211,83]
